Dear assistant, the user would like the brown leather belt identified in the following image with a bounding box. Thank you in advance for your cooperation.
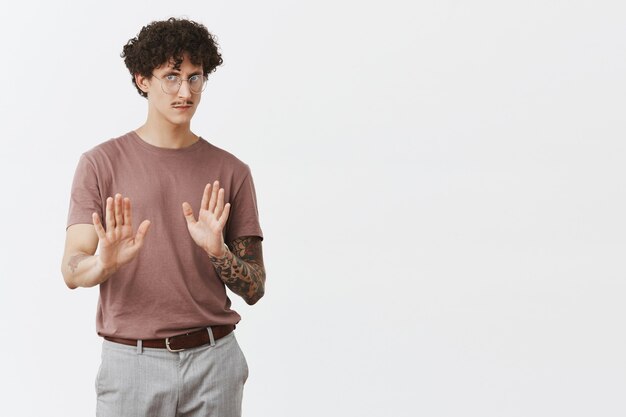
[104,324,235,352]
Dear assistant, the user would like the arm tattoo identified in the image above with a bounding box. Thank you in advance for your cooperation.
[209,236,266,305]
[68,253,90,273]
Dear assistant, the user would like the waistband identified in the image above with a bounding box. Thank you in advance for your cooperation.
[103,324,235,352]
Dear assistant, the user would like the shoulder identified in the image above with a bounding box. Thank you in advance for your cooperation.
[198,139,252,175]
[81,132,136,164]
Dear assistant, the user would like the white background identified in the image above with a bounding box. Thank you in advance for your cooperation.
[0,1,625,416]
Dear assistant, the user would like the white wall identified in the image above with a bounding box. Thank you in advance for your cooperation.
[1,1,624,416]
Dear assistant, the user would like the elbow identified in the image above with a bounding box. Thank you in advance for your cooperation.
[246,290,264,305]
[62,271,78,290]
[245,280,265,305]
[60,264,78,290]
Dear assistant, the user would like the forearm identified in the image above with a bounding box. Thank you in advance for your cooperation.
[61,252,113,289]
[209,247,266,305]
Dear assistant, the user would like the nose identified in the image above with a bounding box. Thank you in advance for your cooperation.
[177,79,193,99]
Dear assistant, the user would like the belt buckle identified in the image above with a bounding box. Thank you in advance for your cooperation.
[165,336,185,353]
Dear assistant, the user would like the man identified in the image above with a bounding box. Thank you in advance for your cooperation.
[61,18,265,417]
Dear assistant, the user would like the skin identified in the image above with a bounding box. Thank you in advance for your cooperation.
[183,181,266,305]
[210,236,265,305]
[61,55,266,305]
[134,55,202,148]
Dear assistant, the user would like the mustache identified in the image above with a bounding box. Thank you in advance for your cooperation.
[172,101,194,107]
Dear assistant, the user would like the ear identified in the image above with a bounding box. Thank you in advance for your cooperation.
[134,73,151,93]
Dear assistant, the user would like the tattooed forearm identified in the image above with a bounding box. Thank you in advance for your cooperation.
[68,253,91,273]
[209,237,265,305]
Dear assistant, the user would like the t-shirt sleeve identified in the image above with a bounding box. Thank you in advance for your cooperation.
[67,154,103,229]
[225,167,264,243]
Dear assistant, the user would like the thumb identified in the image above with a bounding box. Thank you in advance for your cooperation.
[134,220,151,247]
[182,202,196,225]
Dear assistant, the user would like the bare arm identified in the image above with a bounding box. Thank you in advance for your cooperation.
[182,181,266,305]
[61,223,106,289]
[210,236,266,305]
[61,194,151,289]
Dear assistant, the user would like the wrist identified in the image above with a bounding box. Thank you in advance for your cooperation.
[95,256,117,280]
[207,243,229,259]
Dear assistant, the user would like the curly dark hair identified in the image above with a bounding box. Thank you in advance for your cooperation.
[121,18,223,98]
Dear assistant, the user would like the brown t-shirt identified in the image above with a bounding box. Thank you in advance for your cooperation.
[67,131,263,339]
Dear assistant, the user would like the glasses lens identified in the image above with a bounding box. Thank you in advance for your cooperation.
[161,76,181,94]
[189,75,207,94]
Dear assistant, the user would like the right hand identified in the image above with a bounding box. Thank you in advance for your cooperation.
[92,193,151,275]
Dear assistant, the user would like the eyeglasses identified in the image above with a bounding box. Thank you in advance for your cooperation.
[151,73,208,95]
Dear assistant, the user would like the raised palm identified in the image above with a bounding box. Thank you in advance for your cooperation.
[93,194,151,272]
[183,181,231,256]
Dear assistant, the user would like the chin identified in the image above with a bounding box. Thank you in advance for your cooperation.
[170,113,196,125]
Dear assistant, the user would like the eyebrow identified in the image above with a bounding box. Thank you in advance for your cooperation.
[162,70,203,77]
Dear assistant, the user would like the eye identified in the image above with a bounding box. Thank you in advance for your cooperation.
[189,75,201,83]
[165,75,179,82]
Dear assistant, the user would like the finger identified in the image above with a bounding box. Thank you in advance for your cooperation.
[214,188,225,219]
[208,180,220,212]
[182,202,197,225]
[200,183,211,211]
[123,198,132,228]
[114,194,123,227]
[92,212,107,240]
[105,197,114,230]
[218,202,231,227]
[134,220,151,247]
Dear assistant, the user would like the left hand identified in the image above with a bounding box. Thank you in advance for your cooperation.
[182,181,231,257]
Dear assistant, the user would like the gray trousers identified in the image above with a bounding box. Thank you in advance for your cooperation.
[96,331,248,417]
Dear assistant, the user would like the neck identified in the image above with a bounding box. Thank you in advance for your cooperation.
[135,115,197,149]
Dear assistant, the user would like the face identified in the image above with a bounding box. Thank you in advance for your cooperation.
[136,55,204,127]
